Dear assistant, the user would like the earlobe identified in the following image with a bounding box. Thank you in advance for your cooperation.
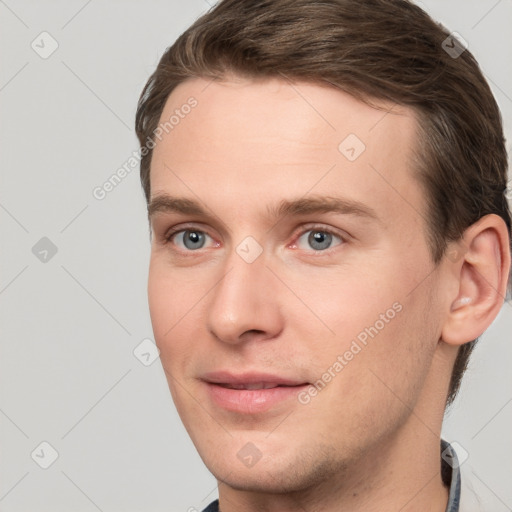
[441,214,511,347]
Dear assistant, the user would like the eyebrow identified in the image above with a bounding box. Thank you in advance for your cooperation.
[148,193,379,224]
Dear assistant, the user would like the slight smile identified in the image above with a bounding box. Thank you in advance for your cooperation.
[202,371,310,414]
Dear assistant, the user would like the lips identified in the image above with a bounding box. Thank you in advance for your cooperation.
[218,382,280,390]
[203,370,307,387]
[202,371,309,414]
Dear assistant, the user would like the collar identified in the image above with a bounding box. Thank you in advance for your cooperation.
[441,439,462,512]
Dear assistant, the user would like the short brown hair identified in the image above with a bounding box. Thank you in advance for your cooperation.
[135,0,511,405]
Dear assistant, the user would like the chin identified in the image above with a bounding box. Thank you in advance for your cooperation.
[201,441,347,495]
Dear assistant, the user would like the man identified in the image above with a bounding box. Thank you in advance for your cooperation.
[136,0,511,510]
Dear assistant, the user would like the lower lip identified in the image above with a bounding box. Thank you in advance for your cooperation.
[205,383,309,414]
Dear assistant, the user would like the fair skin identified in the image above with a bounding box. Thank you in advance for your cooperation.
[147,76,510,512]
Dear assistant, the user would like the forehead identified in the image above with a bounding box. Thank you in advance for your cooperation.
[149,77,423,231]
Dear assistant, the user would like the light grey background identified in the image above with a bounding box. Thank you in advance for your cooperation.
[0,1,511,511]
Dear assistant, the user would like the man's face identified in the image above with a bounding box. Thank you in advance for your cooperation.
[147,77,448,492]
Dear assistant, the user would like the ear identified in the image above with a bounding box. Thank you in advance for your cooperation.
[441,214,511,346]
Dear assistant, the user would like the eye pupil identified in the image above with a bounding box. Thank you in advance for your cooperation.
[308,231,332,250]
[183,230,205,250]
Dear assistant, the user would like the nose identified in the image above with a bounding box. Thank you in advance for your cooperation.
[206,247,284,345]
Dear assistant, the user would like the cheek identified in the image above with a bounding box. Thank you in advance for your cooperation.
[280,265,401,345]
[147,262,172,342]
[300,309,434,450]
[147,260,199,366]
[147,267,203,419]
[148,254,206,329]
[290,264,436,400]
[346,293,437,411]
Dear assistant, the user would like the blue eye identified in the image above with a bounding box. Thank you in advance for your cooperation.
[173,230,209,250]
[297,229,343,251]
[164,226,344,254]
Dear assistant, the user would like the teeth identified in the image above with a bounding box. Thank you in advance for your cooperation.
[224,382,280,390]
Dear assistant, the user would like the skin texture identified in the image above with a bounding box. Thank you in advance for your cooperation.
[147,77,510,512]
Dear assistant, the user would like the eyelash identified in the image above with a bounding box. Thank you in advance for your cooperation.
[163,224,346,255]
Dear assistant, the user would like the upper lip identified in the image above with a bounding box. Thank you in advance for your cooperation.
[202,371,308,388]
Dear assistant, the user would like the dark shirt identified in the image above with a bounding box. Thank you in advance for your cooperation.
[201,440,461,512]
